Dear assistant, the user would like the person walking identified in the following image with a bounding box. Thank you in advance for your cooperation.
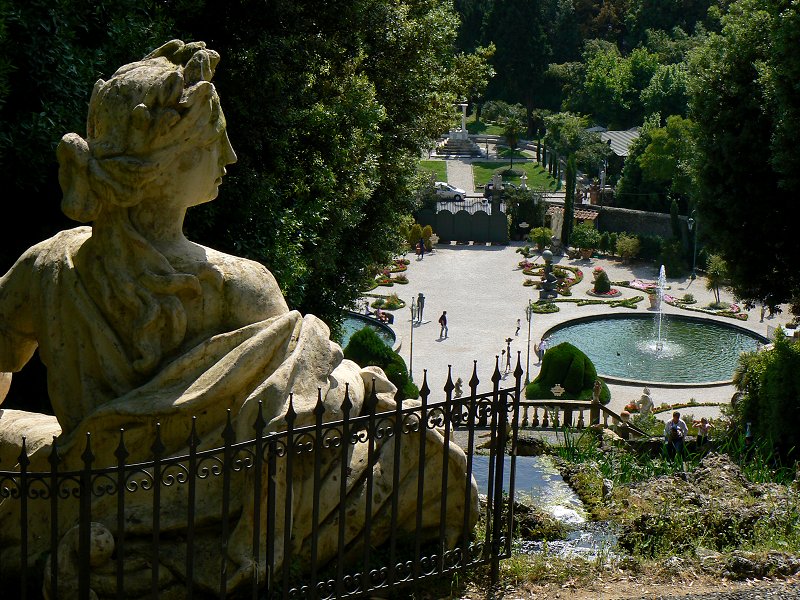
[418,237,426,260]
[537,337,548,363]
[438,311,448,338]
[504,337,513,373]
[515,318,521,336]
[417,292,425,323]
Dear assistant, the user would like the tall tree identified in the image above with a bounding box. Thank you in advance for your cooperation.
[616,115,695,213]
[452,43,496,120]
[563,154,577,247]
[689,0,799,306]
[482,0,552,131]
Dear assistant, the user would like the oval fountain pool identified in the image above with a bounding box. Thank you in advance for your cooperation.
[340,312,397,349]
[545,314,767,385]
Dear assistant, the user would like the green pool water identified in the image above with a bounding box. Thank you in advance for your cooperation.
[545,314,766,384]
[341,313,396,349]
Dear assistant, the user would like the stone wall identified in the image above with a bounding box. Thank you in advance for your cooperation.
[593,205,691,244]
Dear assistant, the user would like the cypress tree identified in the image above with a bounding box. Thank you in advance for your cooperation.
[563,154,576,247]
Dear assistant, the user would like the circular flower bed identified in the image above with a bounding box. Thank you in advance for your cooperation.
[586,289,621,298]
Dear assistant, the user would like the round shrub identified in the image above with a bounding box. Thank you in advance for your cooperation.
[344,327,419,401]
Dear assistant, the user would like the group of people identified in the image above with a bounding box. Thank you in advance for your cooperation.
[664,411,714,459]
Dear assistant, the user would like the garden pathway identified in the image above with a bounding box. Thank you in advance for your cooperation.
[445,159,476,196]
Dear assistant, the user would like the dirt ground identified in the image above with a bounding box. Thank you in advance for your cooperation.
[456,572,800,599]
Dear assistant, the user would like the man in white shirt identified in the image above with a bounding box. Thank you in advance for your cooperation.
[664,411,688,459]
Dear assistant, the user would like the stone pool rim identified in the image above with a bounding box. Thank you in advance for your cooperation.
[542,312,770,388]
[342,310,400,353]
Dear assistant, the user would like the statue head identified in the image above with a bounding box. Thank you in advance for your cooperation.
[57,40,236,223]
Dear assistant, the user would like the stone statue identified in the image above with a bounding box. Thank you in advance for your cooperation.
[0,40,477,596]
[637,387,654,415]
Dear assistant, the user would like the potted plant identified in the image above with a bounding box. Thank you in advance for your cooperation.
[529,227,553,251]
[648,291,660,309]
[569,223,601,259]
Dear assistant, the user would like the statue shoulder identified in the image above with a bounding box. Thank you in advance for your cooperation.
[203,247,289,321]
[4,227,90,278]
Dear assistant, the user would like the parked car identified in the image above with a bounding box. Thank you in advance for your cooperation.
[434,181,466,202]
[483,181,517,198]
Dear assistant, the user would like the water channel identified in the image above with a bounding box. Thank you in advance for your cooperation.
[471,454,617,559]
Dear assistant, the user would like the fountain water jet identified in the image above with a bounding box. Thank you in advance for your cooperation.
[655,265,667,352]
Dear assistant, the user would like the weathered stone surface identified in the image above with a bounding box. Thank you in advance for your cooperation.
[0,40,477,597]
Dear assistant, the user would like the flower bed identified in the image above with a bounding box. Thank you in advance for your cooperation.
[365,292,406,310]
[586,289,621,298]
[389,258,410,273]
[520,263,583,291]
[612,279,670,293]
[547,295,643,309]
[612,281,748,320]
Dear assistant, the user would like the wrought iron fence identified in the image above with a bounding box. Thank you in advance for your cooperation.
[0,362,524,599]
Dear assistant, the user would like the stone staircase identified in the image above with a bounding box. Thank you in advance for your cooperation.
[432,134,485,158]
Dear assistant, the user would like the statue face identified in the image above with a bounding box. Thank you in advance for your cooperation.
[167,123,237,209]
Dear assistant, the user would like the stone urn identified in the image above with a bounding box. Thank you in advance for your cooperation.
[649,293,660,309]
[580,248,594,260]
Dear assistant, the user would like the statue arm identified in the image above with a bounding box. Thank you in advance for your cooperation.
[0,249,39,374]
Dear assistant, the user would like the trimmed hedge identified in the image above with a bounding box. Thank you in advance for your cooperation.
[526,342,610,404]
[344,327,419,400]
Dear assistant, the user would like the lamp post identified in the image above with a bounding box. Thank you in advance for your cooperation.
[525,300,534,384]
[688,211,698,280]
[409,298,417,380]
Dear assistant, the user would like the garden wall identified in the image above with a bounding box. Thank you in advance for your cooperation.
[594,205,690,243]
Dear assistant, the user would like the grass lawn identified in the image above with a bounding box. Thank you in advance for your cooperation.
[419,160,447,182]
[472,161,558,190]
[465,114,505,136]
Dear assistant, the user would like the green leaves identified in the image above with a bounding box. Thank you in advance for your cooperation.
[688,0,800,306]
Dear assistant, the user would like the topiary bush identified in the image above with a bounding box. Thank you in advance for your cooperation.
[616,233,641,261]
[599,231,611,254]
[344,327,419,401]
[637,233,662,261]
[569,223,601,250]
[592,267,611,294]
[407,223,423,248]
[525,342,610,403]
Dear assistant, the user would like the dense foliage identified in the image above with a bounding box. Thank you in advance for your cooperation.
[689,0,800,307]
[0,0,175,271]
[0,0,465,335]
[733,331,800,460]
[343,327,419,401]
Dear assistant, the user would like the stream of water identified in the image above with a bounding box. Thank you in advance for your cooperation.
[471,454,618,559]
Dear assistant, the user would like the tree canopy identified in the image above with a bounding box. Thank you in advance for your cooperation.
[688,0,800,306]
[0,0,463,334]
